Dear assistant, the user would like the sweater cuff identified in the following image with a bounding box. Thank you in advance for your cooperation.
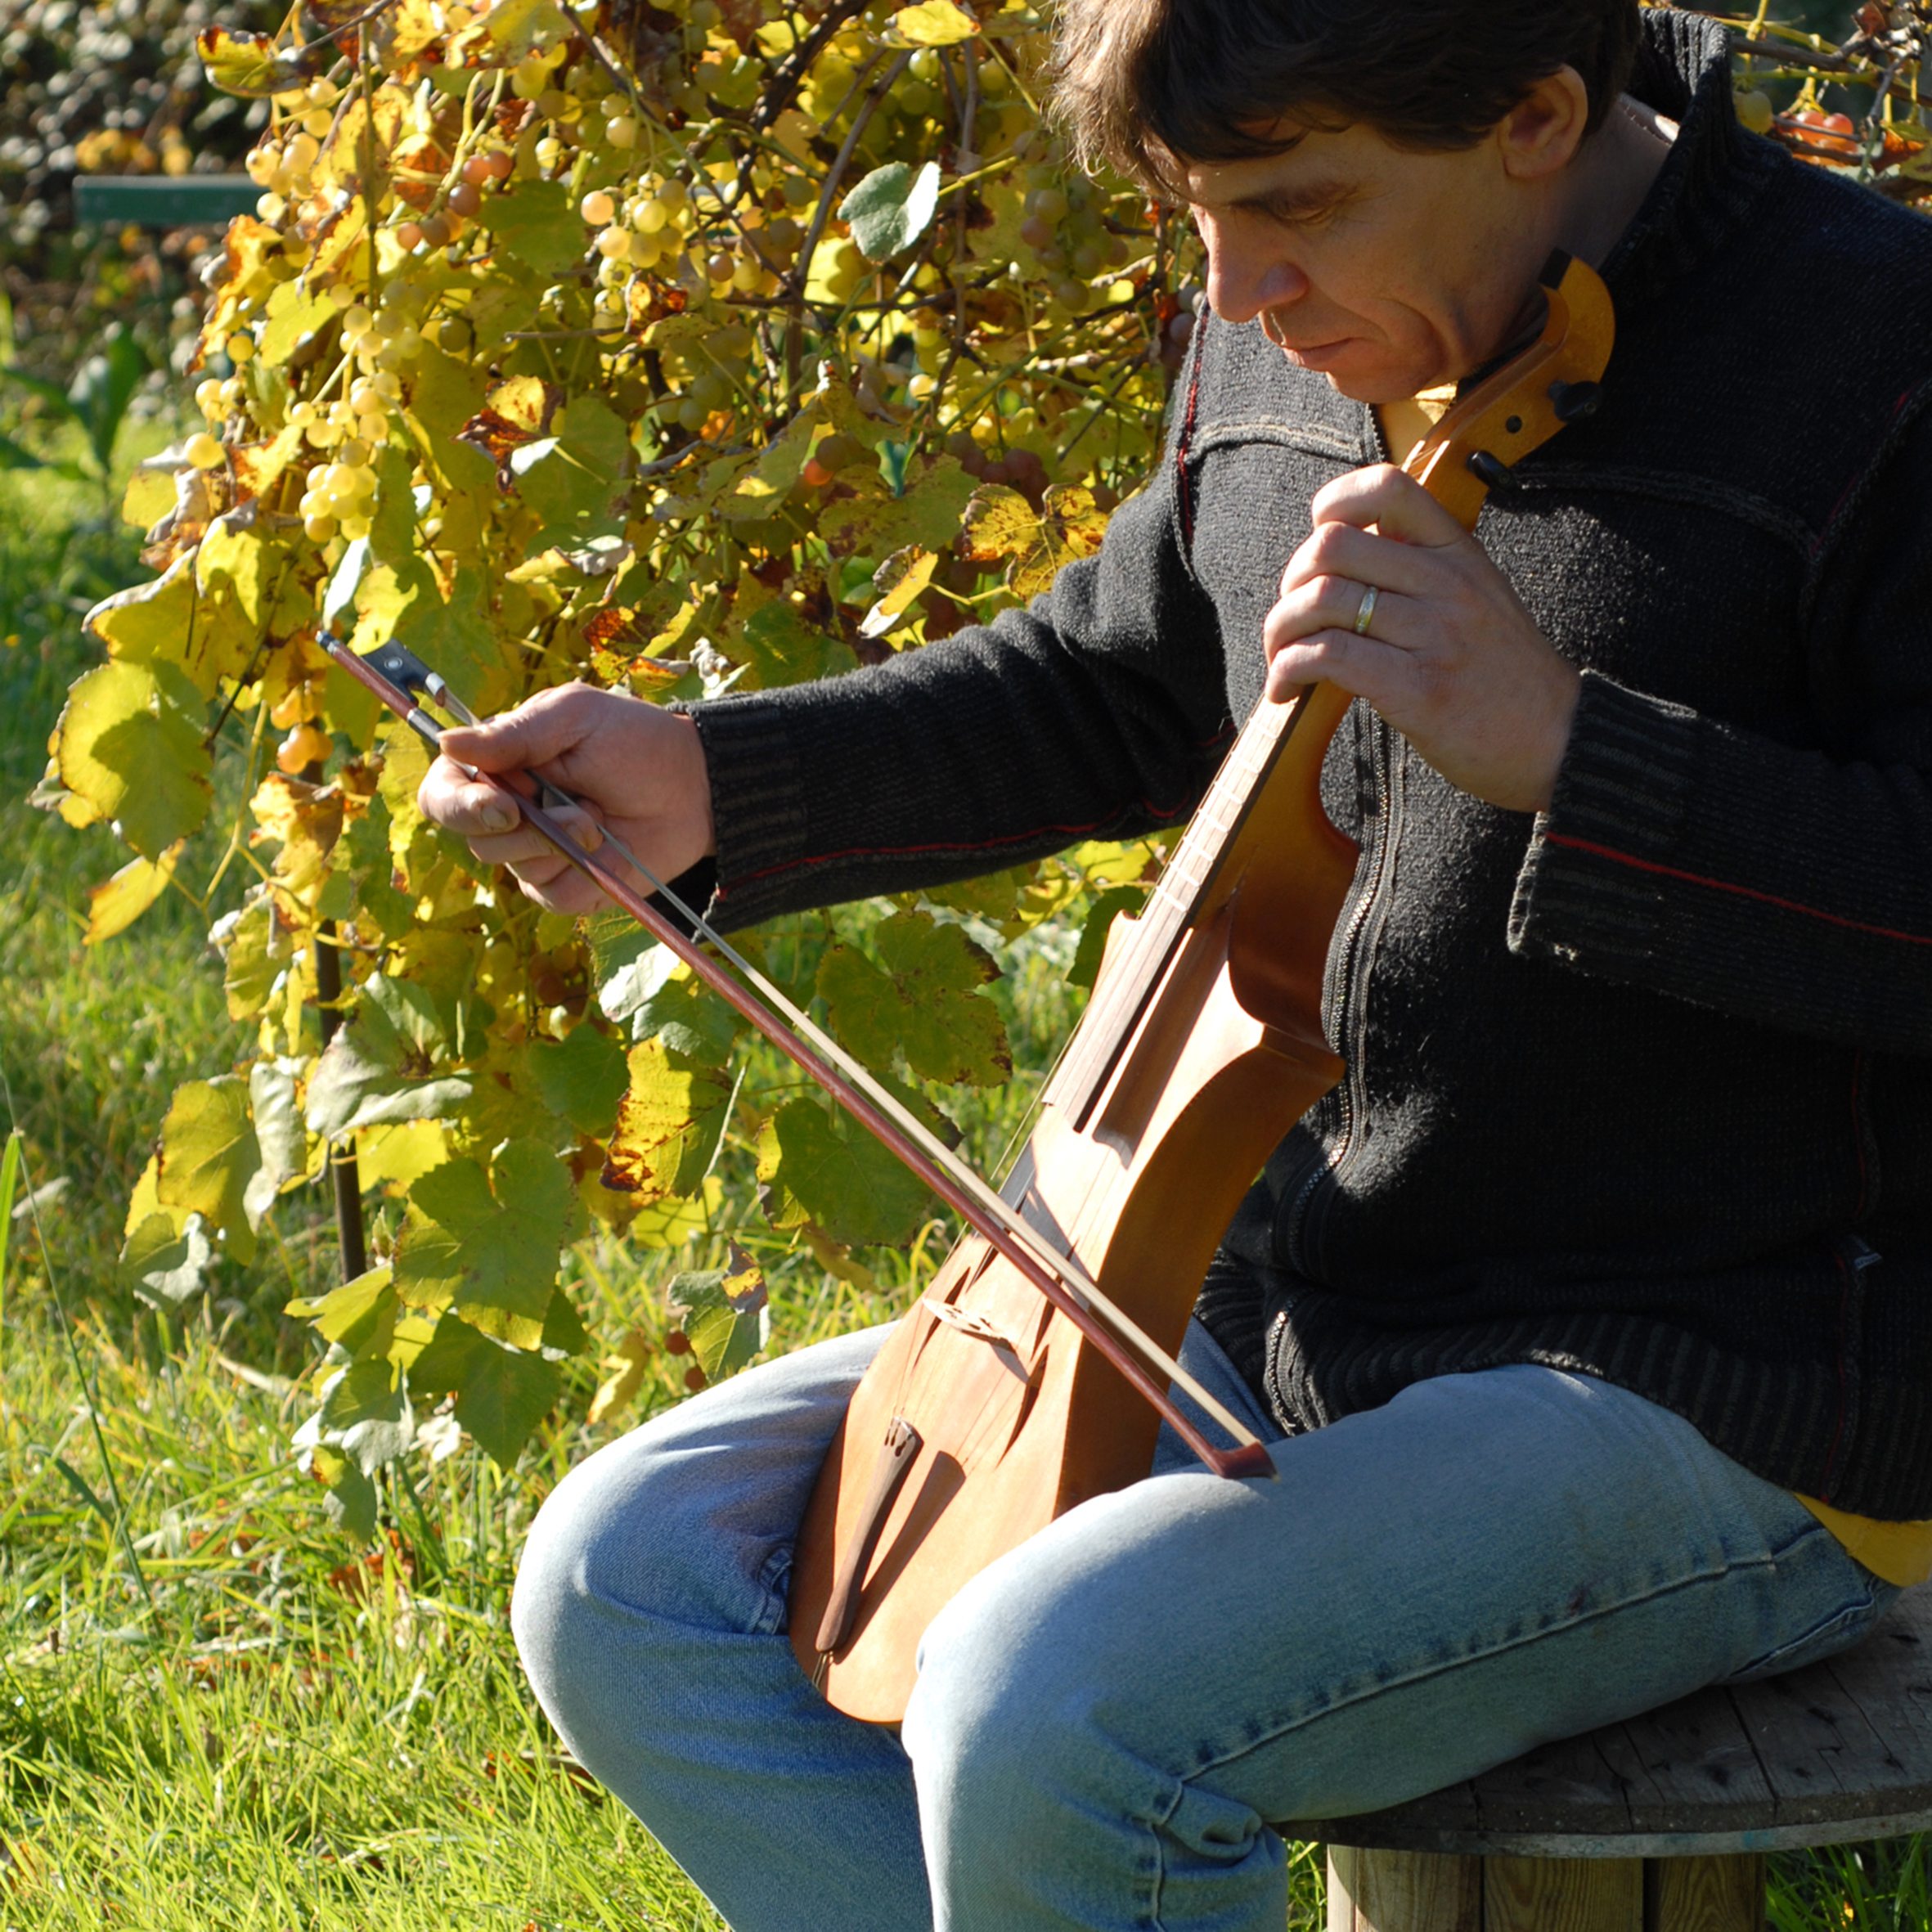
[680,692,809,930]
[1508,670,1701,969]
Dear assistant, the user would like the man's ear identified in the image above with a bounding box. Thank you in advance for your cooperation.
[1497,65,1593,183]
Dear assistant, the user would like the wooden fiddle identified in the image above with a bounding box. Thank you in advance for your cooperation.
[787,250,1616,1723]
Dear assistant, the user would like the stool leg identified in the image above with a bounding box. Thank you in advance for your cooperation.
[1485,1857,1643,1932]
[1644,1855,1766,1932]
[1327,1846,1482,1932]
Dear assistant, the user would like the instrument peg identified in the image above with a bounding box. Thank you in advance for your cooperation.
[1548,380,1602,423]
[1466,450,1516,492]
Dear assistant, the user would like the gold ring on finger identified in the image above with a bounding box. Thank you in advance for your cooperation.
[1353,583,1381,636]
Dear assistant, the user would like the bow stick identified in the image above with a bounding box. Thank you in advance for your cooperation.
[321,636,1276,1482]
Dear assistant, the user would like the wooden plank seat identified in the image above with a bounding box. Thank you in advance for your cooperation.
[1282,1585,1932,1932]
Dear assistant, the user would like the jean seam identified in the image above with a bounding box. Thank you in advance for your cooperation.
[751,1543,792,1638]
[1170,1537,1806,1790]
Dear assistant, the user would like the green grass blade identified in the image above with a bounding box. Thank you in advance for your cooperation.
[0,1127,17,1367]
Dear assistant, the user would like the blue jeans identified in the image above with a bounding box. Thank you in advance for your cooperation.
[511,1319,1896,1932]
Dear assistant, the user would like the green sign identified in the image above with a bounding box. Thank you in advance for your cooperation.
[74,177,258,227]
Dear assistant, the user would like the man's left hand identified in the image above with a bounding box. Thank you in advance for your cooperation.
[1262,464,1581,814]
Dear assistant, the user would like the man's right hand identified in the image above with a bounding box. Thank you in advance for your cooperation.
[416,683,716,915]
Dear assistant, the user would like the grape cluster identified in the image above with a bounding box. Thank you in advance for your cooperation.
[1013,131,1134,317]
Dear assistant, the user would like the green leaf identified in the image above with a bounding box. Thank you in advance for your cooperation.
[407,1311,563,1467]
[156,1076,262,1253]
[556,393,629,485]
[393,565,505,713]
[243,1057,309,1229]
[304,974,476,1140]
[604,1042,732,1201]
[510,438,622,542]
[393,1140,577,1348]
[540,1283,591,1359]
[1069,884,1144,991]
[124,1210,213,1305]
[317,1355,413,1476]
[840,160,943,262]
[478,179,585,276]
[286,1265,398,1352]
[218,895,290,1021]
[527,1022,630,1138]
[258,284,335,369]
[666,1260,768,1381]
[817,910,1010,1086]
[308,1442,380,1541]
[756,1095,933,1247]
[335,795,417,941]
[734,600,857,690]
[54,658,213,860]
[368,443,420,570]
[626,961,743,1066]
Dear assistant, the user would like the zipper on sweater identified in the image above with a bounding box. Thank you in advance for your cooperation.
[1282,713,1401,1275]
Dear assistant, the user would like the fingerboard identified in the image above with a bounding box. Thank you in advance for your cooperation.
[1043,687,1310,1129]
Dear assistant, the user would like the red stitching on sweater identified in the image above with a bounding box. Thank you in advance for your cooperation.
[1544,833,1932,946]
[1814,384,1921,555]
[1176,344,1205,549]
[721,803,1192,893]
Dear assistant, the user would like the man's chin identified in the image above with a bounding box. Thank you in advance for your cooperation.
[1271,337,1427,404]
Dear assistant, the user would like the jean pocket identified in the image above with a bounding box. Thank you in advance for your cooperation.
[1722,1577,1903,1683]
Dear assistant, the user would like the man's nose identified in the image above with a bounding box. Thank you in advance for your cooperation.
[1202,217,1311,325]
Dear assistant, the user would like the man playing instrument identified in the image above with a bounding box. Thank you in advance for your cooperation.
[418,3,1932,1927]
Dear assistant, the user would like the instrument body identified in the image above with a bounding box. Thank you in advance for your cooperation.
[789,253,1616,1723]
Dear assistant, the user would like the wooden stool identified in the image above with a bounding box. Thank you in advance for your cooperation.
[1283,1586,1932,1932]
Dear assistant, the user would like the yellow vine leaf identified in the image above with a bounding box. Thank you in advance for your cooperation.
[156,1074,261,1260]
[393,1140,578,1348]
[861,546,938,638]
[587,1328,654,1427]
[195,515,274,626]
[195,25,330,98]
[55,658,212,860]
[83,838,185,946]
[484,0,573,61]
[892,2,980,47]
[120,468,175,532]
[603,1041,732,1202]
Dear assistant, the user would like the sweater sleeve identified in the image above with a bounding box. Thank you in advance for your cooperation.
[1507,407,1932,1055]
[683,450,1232,931]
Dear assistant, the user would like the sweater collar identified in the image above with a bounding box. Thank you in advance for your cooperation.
[1599,11,1778,309]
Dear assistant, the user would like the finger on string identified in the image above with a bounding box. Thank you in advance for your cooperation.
[1310,463,1467,547]
[1263,628,1409,708]
[1265,578,1415,655]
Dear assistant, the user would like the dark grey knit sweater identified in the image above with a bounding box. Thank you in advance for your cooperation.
[688,12,1932,1520]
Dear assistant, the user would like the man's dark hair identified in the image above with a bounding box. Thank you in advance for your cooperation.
[1053,0,1643,194]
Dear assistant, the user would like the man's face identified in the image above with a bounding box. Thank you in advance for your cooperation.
[1184,118,1557,404]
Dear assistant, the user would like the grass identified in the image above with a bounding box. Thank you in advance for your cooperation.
[0,428,1908,1932]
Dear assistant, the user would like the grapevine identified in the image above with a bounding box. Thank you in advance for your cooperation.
[35,0,1201,1536]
